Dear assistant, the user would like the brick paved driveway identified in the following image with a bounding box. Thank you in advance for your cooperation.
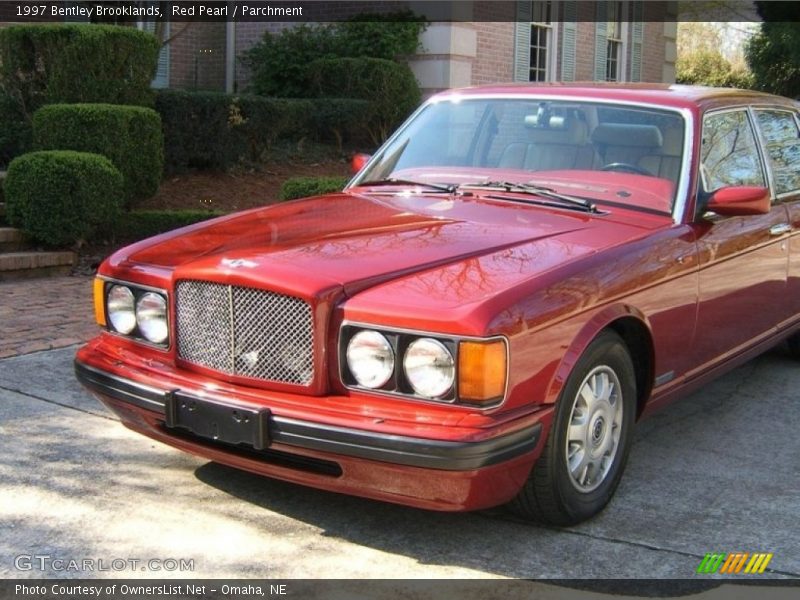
[0,275,96,358]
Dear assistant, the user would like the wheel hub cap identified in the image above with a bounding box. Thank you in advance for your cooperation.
[565,365,624,493]
[591,416,605,444]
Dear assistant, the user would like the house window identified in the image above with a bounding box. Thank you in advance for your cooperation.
[529,1,553,82]
[606,2,623,81]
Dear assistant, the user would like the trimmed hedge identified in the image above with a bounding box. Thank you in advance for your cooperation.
[0,93,32,166]
[237,95,314,160]
[307,57,420,144]
[111,209,225,242]
[155,90,368,172]
[279,176,349,201]
[155,90,242,171]
[156,90,315,171]
[33,103,163,205]
[0,24,159,116]
[310,98,370,149]
[5,150,123,247]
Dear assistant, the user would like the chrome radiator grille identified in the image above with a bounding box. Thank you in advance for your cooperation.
[175,280,314,385]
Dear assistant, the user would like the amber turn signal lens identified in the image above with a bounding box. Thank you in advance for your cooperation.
[458,340,507,403]
[93,278,106,327]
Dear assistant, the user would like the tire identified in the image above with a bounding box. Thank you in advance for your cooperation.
[510,330,636,525]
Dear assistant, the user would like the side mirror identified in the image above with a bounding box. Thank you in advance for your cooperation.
[705,186,770,216]
[351,153,371,174]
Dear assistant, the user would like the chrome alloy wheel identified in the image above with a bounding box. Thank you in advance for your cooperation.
[565,365,624,492]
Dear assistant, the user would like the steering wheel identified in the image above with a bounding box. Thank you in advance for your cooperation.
[600,162,654,177]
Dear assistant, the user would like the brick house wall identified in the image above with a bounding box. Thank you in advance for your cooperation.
[574,3,600,81]
[472,23,515,85]
[166,22,226,90]
[161,1,676,94]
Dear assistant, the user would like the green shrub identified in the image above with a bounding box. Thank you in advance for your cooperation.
[236,95,314,160]
[746,24,800,98]
[155,90,239,171]
[279,176,349,201]
[334,12,427,59]
[307,58,420,144]
[310,98,371,149]
[676,49,753,88]
[0,24,159,118]
[0,93,32,166]
[33,103,163,205]
[245,12,426,98]
[155,90,315,171]
[111,209,225,242]
[245,25,337,98]
[5,151,123,247]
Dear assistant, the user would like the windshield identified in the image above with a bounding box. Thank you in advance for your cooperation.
[351,97,686,215]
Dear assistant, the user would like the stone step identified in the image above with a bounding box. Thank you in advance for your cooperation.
[0,227,28,252]
[0,250,77,281]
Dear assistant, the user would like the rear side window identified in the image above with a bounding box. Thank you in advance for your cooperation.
[701,110,765,192]
[755,109,800,196]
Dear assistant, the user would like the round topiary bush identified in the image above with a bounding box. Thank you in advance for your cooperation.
[33,103,163,206]
[5,150,123,247]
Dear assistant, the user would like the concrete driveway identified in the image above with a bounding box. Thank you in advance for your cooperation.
[1,336,799,585]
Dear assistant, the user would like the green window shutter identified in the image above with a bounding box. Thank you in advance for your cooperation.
[560,1,577,81]
[514,2,533,82]
[631,1,644,82]
[594,2,608,81]
[153,22,170,89]
[143,21,170,89]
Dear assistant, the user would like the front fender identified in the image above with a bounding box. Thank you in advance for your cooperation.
[542,303,653,407]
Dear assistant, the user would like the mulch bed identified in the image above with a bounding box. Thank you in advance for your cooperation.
[140,158,353,212]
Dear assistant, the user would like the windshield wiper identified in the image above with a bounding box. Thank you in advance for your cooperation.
[356,178,458,194]
[461,181,599,213]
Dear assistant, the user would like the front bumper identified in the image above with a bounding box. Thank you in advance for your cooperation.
[75,344,548,511]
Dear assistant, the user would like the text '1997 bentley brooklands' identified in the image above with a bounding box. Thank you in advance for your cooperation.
[76,84,800,524]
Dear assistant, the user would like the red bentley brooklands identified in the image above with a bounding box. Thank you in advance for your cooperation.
[75,84,800,525]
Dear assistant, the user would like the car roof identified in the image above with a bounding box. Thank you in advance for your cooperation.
[433,83,796,112]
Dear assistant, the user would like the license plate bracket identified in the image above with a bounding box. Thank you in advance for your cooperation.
[164,392,269,450]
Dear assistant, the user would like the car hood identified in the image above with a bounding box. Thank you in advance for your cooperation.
[110,191,650,297]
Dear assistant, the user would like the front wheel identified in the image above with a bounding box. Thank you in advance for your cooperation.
[510,331,636,525]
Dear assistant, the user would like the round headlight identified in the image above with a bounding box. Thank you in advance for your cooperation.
[136,292,168,344]
[346,330,395,389]
[107,285,136,334]
[403,338,455,398]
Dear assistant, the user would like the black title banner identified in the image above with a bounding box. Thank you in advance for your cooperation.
[3,579,800,600]
[0,1,784,24]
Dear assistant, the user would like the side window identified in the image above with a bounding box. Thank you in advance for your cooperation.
[755,109,800,196]
[701,110,766,192]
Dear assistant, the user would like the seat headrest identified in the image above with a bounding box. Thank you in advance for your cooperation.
[661,127,684,155]
[526,118,589,145]
[591,123,663,148]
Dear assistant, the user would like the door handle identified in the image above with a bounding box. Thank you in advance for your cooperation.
[769,223,792,236]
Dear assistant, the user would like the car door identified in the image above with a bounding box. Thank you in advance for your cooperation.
[751,107,800,328]
[689,107,790,373]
